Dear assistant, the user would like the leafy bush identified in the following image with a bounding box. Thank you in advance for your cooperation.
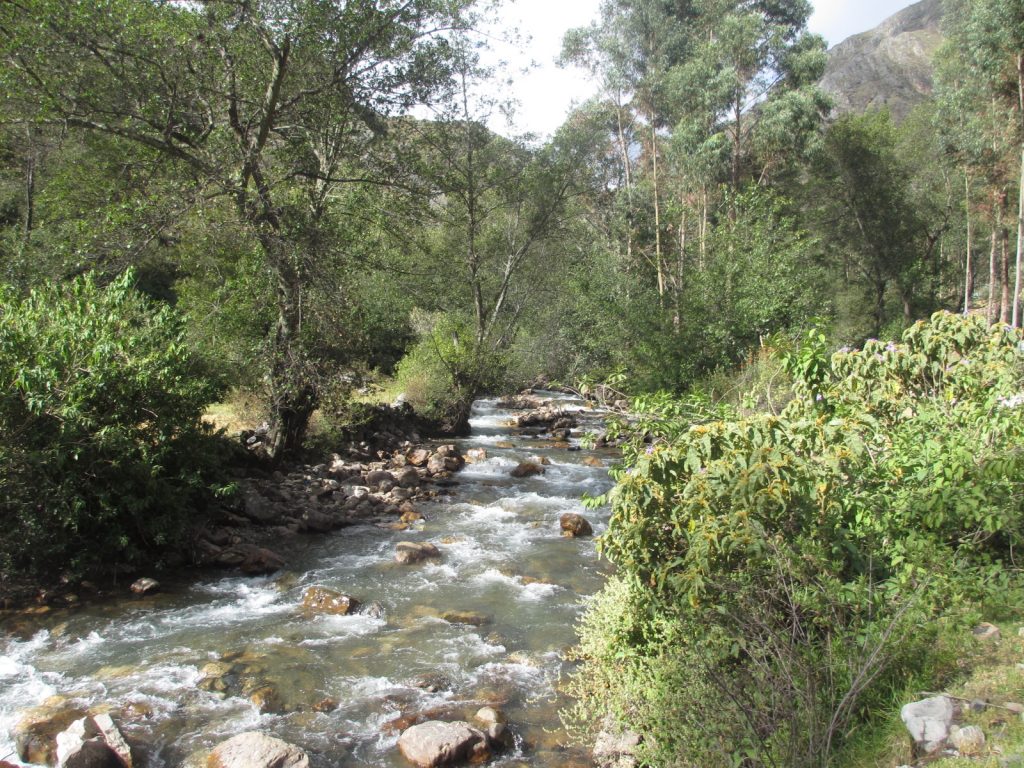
[0,271,226,581]
[395,311,509,423]
[567,312,1024,767]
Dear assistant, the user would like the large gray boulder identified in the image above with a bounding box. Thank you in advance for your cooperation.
[207,732,309,768]
[901,695,956,753]
[397,721,490,767]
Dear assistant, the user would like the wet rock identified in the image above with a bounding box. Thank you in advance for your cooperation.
[582,456,604,468]
[240,545,286,575]
[441,611,491,627]
[56,714,132,768]
[395,542,442,565]
[496,395,542,410]
[207,731,309,768]
[366,469,395,488]
[312,698,338,713]
[394,466,421,489]
[495,441,515,449]
[474,706,505,728]
[412,672,453,693]
[408,449,431,467]
[129,578,159,596]
[528,455,552,466]
[400,503,425,524]
[301,586,360,616]
[397,721,490,767]
[560,513,593,538]
[510,461,545,479]
[249,685,285,715]
[14,700,86,764]
[901,695,956,754]
[464,448,487,464]
[240,488,280,524]
[361,601,387,620]
[950,725,985,754]
[298,510,336,533]
[974,622,1001,641]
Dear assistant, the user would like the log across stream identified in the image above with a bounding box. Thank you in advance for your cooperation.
[0,394,617,767]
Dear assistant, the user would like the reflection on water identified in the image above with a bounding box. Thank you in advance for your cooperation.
[0,394,616,767]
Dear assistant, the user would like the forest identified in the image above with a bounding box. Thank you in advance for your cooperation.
[1,0,1024,765]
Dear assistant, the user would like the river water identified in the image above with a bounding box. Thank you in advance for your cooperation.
[0,395,616,767]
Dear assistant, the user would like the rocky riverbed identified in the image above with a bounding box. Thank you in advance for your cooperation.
[0,393,619,768]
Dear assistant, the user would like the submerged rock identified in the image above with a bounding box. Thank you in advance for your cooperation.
[207,732,309,768]
[510,461,545,479]
[397,721,490,767]
[395,542,442,565]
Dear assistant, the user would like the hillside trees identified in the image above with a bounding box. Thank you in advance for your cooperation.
[936,0,1024,326]
[0,0,477,458]
[558,0,828,389]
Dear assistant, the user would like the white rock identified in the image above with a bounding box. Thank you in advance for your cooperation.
[900,696,956,753]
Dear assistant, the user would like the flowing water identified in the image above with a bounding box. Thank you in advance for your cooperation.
[0,394,616,767]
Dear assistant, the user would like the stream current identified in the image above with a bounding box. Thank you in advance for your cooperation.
[0,394,616,767]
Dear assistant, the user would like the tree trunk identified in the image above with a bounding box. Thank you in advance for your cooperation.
[964,172,974,315]
[1014,144,1024,326]
[23,125,36,244]
[989,200,1000,324]
[262,232,317,461]
[873,278,886,338]
[652,123,664,301]
[1001,224,1011,324]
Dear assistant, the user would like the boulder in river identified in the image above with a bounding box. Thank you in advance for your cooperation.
[129,578,159,596]
[301,586,360,616]
[13,699,86,765]
[464,448,487,464]
[56,714,132,768]
[441,610,491,627]
[510,461,545,479]
[397,721,490,767]
[207,731,309,768]
[560,513,593,538]
[395,542,442,565]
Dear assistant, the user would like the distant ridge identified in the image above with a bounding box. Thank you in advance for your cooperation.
[818,0,944,121]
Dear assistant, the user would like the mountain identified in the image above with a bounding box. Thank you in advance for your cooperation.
[818,0,945,122]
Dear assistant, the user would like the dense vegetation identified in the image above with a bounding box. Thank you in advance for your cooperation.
[0,0,1023,762]
[567,311,1024,766]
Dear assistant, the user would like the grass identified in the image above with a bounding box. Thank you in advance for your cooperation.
[837,621,1024,768]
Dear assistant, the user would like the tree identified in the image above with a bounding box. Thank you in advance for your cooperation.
[0,0,476,458]
[937,0,1024,326]
[811,111,937,338]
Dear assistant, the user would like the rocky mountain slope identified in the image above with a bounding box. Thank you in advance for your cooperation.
[818,0,944,121]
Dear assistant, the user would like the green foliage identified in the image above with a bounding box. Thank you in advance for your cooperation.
[395,312,509,422]
[0,270,226,580]
[568,312,1024,767]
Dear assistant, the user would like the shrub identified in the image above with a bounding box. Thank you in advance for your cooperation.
[567,312,1024,767]
[0,270,226,581]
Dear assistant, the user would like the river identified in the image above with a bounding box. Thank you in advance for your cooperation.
[0,394,616,767]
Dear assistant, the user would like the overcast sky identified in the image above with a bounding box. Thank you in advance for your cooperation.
[485,0,920,138]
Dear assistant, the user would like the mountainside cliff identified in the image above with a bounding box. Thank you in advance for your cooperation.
[818,0,944,121]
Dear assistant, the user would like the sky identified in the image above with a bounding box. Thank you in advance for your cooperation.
[485,0,920,138]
